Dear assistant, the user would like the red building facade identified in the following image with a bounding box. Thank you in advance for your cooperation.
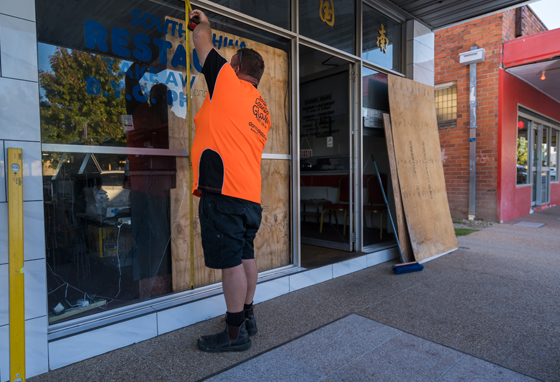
[435,7,559,222]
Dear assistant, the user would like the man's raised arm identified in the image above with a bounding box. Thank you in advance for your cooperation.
[189,10,214,67]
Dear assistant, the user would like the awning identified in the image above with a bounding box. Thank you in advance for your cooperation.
[503,28,560,103]
[390,0,536,30]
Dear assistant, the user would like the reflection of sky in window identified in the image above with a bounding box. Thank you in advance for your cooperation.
[363,45,393,70]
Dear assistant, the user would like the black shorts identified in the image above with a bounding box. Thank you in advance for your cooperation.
[199,192,262,269]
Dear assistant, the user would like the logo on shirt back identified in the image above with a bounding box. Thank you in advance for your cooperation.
[253,96,270,129]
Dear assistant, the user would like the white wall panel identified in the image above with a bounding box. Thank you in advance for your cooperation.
[0,14,38,82]
[0,265,7,326]
[23,201,45,261]
[49,314,157,370]
[25,316,49,379]
[0,203,6,265]
[0,324,8,382]
[24,259,47,320]
[0,79,41,142]
[0,0,36,21]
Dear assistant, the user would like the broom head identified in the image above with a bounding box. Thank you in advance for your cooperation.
[392,261,424,275]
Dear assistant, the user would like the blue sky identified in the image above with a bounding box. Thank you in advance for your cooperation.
[529,0,560,30]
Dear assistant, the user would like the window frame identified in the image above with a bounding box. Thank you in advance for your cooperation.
[518,106,560,205]
[435,81,457,129]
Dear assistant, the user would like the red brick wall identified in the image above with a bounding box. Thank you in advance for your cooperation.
[502,6,547,42]
[435,14,503,221]
[435,7,547,221]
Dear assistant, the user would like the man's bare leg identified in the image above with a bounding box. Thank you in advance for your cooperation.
[242,259,258,305]
[222,264,247,313]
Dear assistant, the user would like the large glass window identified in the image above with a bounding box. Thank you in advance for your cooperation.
[362,4,402,73]
[38,0,291,324]
[299,0,356,55]
[207,0,290,29]
[517,116,529,185]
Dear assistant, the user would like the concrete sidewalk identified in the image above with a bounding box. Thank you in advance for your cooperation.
[30,206,560,382]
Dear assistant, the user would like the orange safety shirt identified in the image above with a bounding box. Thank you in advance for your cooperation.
[191,49,270,204]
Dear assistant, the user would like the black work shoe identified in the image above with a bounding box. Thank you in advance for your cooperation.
[197,321,251,353]
[245,305,258,336]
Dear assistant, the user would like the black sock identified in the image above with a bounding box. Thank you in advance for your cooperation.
[244,302,253,310]
[226,311,245,327]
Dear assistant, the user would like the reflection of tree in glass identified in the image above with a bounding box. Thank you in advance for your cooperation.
[517,136,527,166]
[39,48,126,145]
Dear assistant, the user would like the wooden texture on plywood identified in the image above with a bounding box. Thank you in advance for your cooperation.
[382,113,413,262]
[387,75,457,261]
[255,159,291,271]
[165,19,290,289]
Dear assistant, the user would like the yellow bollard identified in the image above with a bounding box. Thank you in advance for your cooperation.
[8,148,25,382]
[184,0,195,289]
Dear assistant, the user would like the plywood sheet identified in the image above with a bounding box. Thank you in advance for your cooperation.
[255,159,291,271]
[382,113,414,262]
[164,19,290,289]
[387,75,457,261]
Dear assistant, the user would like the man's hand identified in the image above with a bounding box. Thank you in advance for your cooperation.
[190,9,213,67]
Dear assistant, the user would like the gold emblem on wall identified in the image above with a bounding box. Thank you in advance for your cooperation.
[377,24,389,53]
[320,0,335,26]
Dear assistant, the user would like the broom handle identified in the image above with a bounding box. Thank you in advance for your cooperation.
[371,154,405,264]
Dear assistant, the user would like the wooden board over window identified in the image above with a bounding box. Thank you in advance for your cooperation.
[387,75,457,262]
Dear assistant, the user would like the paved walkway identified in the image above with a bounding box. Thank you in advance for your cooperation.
[207,314,536,382]
[30,206,560,382]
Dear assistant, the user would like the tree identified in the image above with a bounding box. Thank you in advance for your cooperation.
[39,47,127,145]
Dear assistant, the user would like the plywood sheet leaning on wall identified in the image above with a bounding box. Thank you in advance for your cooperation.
[387,75,457,262]
[382,114,414,262]
[165,18,290,290]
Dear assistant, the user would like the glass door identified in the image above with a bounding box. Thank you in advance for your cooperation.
[531,123,551,205]
[532,123,539,205]
[541,125,551,204]
[361,67,396,251]
[299,45,354,260]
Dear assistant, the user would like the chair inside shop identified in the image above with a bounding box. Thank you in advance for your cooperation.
[320,175,350,235]
[364,174,388,239]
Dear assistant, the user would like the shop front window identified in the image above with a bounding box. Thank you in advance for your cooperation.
[517,116,530,185]
[38,0,291,324]
[207,0,290,30]
[299,0,356,55]
[362,4,402,73]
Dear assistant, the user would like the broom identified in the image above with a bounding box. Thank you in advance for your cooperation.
[371,155,423,275]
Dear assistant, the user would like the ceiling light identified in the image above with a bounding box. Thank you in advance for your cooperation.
[541,70,546,80]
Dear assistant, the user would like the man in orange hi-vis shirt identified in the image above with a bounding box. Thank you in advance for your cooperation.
[190,9,270,353]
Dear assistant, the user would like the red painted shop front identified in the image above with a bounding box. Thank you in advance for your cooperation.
[498,28,560,222]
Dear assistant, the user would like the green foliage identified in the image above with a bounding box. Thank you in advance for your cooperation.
[517,136,528,166]
[454,228,479,237]
[39,47,127,145]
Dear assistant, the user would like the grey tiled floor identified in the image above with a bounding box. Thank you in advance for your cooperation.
[206,315,537,382]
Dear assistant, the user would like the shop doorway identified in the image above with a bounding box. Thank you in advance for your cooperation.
[299,45,355,265]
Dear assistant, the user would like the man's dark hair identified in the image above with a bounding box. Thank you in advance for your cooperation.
[237,48,265,82]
